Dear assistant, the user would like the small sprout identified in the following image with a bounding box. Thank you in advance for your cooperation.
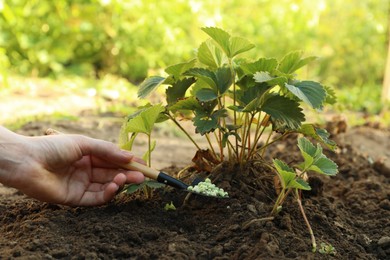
[319,242,336,255]
[188,178,229,198]
[164,201,176,211]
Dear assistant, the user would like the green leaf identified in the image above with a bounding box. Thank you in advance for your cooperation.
[324,85,337,105]
[240,58,278,74]
[119,130,137,151]
[297,137,338,175]
[168,96,202,112]
[166,77,196,105]
[124,183,143,194]
[165,59,196,79]
[201,27,254,58]
[185,68,217,90]
[236,83,271,108]
[274,159,296,187]
[125,104,165,135]
[289,179,311,190]
[201,27,231,57]
[196,88,218,101]
[193,110,219,135]
[298,124,337,150]
[164,201,176,211]
[253,71,274,83]
[285,81,326,109]
[229,36,255,57]
[144,180,166,189]
[138,76,165,98]
[236,75,256,90]
[278,51,317,74]
[198,39,224,68]
[262,95,305,129]
[215,67,232,94]
[298,137,318,157]
[309,157,338,176]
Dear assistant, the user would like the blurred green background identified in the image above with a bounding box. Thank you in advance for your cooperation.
[0,0,389,123]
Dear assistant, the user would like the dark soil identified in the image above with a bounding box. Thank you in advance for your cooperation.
[1,117,390,259]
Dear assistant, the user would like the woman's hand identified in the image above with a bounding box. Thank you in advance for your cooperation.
[0,127,144,206]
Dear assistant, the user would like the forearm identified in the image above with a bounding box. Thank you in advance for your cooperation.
[0,126,28,186]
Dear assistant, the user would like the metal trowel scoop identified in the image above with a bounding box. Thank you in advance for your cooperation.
[122,161,228,198]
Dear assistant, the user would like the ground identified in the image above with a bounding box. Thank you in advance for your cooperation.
[0,87,390,259]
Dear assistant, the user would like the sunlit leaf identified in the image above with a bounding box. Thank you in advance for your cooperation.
[285,81,326,109]
[201,27,231,57]
[278,51,317,74]
[125,104,165,135]
[229,36,255,57]
[324,85,337,105]
[198,40,224,68]
[165,59,196,79]
[240,58,278,74]
[253,71,274,83]
[202,27,254,58]
[138,76,165,98]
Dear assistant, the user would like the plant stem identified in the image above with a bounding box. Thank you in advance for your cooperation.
[148,134,151,167]
[205,133,219,161]
[257,132,288,152]
[239,113,249,162]
[261,128,273,157]
[228,58,239,160]
[271,189,286,216]
[168,113,201,150]
[248,115,269,159]
[295,190,317,252]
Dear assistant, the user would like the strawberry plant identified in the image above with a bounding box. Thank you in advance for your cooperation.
[119,27,338,251]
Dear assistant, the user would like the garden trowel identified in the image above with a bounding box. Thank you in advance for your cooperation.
[122,161,228,198]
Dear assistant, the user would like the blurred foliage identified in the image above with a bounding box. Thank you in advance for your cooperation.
[0,0,388,88]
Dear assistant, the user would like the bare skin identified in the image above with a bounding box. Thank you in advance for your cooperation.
[0,126,144,206]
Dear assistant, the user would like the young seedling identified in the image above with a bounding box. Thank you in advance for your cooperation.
[164,201,176,211]
[120,27,338,250]
[131,27,336,168]
[272,137,338,251]
[319,242,337,256]
[119,103,167,197]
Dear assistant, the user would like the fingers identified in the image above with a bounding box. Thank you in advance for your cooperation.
[76,135,136,165]
[77,182,120,206]
[90,168,144,184]
[76,172,145,206]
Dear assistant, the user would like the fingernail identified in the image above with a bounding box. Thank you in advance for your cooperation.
[121,150,134,158]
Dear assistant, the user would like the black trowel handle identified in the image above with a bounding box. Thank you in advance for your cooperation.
[121,161,189,190]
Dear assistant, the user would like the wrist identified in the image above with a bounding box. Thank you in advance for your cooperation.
[0,127,29,187]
